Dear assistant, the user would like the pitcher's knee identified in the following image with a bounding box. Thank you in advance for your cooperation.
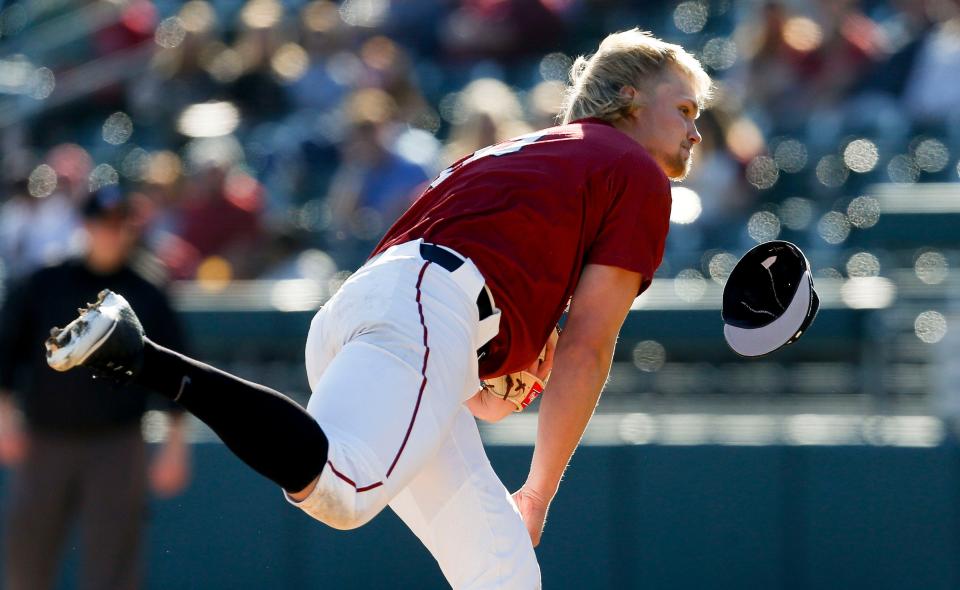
[289,483,384,530]
[316,499,382,531]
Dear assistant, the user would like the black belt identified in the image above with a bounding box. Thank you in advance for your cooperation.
[419,242,494,321]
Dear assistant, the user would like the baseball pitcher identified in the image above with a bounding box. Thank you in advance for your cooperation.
[45,29,711,589]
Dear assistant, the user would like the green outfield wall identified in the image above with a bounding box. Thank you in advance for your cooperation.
[2,443,957,590]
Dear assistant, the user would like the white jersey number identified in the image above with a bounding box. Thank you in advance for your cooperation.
[429,132,547,189]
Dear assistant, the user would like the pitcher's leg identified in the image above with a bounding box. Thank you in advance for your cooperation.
[44,291,329,495]
[389,409,540,590]
[291,334,469,529]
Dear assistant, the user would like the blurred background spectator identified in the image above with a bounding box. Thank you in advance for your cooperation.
[0,0,952,279]
[0,186,190,590]
[326,87,430,267]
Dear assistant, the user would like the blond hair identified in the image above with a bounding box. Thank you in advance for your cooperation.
[560,29,712,124]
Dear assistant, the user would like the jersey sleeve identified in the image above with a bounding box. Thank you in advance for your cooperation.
[585,152,672,295]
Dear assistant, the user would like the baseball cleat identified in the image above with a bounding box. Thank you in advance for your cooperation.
[45,290,145,380]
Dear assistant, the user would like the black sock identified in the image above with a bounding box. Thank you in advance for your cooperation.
[138,338,327,493]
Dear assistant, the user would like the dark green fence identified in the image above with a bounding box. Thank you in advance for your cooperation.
[3,443,958,589]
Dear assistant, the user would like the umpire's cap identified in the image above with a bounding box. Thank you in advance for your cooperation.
[722,240,819,357]
[81,185,132,220]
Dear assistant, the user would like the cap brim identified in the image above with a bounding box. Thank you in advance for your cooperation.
[723,270,813,357]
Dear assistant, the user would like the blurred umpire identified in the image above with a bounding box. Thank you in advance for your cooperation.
[0,186,190,590]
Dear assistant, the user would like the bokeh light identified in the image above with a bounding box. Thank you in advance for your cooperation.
[670,186,702,224]
[887,154,919,183]
[271,43,309,83]
[846,252,881,278]
[815,155,849,187]
[339,0,388,28]
[88,163,119,191]
[360,36,397,72]
[747,210,781,242]
[121,147,150,180]
[674,269,707,302]
[304,0,342,32]
[847,195,881,229]
[179,1,215,33]
[28,164,57,198]
[673,1,709,34]
[121,1,152,34]
[155,17,186,48]
[746,155,779,189]
[707,251,738,284]
[241,0,283,29]
[841,277,896,309]
[782,16,823,52]
[184,136,243,171]
[632,340,666,373]
[914,251,949,285]
[438,92,464,125]
[701,37,737,71]
[456,78,523,124]
[197,256,233,292]
[914,311,947,344]
[913,138,949,173]
[774,139,807,173]
[395,128,441,168]
[327,51,363,86]
[726,117,765,162]
[145,151,182,185]
[102,112,134,145]
[779,197,814,230]
[539,52,572,82]
[817,211,850,244]
[205,47,244,83]
[177,102,240,138]
[296,249,337,280]
[843,139,879,173]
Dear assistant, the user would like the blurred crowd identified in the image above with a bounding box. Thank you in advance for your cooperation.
[1,0,959,290]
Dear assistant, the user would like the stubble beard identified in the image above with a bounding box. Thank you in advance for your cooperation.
[665,149,693,181]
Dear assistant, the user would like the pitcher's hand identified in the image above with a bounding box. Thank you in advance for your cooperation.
[512,486,550,547]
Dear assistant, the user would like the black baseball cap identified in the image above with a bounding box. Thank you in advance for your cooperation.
[722,240,820,357]
[81,185,132,220]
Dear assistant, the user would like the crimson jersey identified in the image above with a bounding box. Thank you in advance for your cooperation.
[373,118,672,379]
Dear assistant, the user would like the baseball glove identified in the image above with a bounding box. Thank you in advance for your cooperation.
[482,370,545,413]
[481,336,553,412]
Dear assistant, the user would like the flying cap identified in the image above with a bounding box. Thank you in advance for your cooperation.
[722,240,819,357]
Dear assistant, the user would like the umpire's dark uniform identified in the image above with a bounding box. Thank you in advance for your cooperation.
[0,258,184,590]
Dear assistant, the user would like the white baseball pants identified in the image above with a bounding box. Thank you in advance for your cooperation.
[289,239,540,589]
